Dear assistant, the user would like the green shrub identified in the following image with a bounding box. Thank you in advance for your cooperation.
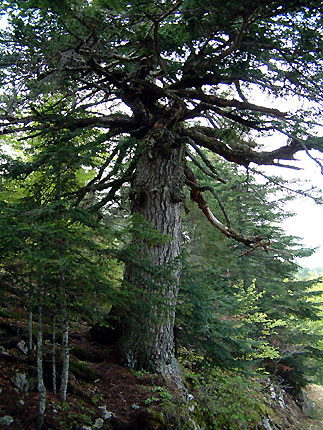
[186,367,266,430]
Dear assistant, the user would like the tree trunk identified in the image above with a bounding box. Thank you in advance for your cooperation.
[28,274,33,353]
[52,315,56,396]
[60,291,69,403]
[36,297,46,430]
[120,141,185,378]
[28,310,33,353]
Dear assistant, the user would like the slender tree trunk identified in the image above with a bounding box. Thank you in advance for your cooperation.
[28,310,33,353]
[120,141,185,379]
[36,295,46,430]
[60,290,69,403]
[28,274,33,353]
[52,315,56,396]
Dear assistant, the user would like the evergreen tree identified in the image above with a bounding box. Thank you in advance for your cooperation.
[0,131,125,416]
[179,156,323,389]
[1,0,323,378]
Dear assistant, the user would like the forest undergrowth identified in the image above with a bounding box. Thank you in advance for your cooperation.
[1,286,323,430]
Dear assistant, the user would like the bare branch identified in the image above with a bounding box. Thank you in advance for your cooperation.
[183,127,323,169]
[297,140,323,175]
[186,149,225,183]
[186,137,226,183]
[79,78,111,96]
[271,162,302,170]
[174,89,288,118]
[90,161,136,212]
[158,0,184,21]
[235,80,249,103]
[185,178,231,228]
[185,166,266,246]
[211,17,248,64]
[238,241,271,257]
[182,128,252,166]
[0,113,136,135]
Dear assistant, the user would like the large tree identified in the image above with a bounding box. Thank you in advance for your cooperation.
[1,0,323,376]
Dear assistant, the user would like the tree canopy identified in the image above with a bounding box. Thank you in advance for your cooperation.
[1,0,323,374]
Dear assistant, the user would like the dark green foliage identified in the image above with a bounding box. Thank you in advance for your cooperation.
[178,263,253,367]
[1,0,323,393]
[177,158,323,390]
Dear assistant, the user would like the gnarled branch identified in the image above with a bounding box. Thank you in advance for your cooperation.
[185,166,266,247]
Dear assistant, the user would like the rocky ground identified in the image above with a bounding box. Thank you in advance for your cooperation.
[0,313,179,429]
[0,294,323,429]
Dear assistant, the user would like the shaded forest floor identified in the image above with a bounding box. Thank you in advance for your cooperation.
[1,289,323,429]
[0,312,175,429]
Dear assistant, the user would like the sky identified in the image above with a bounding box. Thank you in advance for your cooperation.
[0,14,322,269]
[277,153,323,268]
[256,129,323,268]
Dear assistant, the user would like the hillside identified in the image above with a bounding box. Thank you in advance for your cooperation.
[1,290,322,430]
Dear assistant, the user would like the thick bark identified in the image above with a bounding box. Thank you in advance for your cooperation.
[120,141,185,376]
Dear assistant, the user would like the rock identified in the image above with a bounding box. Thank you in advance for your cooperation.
[269,384,276,400]
[0,416,14,426]
[186,393,194,402]
[103,411,114,420]
[11,372,37,393]
[131,404,140,410]
[94,418,104,429]
[98,406,106,412]
[17,340,28,355]
[269,383,286,409]
[18,400,24,406]
[98,406,115,420]
[11,373,29,392]
[259,417,274,430]
[82,427,92,430]
[278,391,285,409]
[0,346,9,355]
[188,404,195,413]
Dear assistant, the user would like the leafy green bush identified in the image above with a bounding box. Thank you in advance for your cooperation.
[185,366,266,430]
